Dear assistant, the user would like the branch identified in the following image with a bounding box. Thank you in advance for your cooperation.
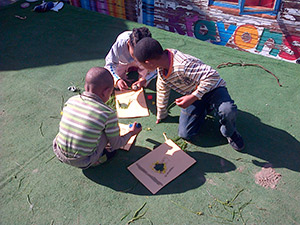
[217,62,282,87]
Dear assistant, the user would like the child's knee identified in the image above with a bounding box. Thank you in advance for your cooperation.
[178,130,189,140]
[178,126,194,140]
[218,102,237,120]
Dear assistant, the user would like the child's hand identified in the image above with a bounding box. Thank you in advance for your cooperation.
[156,119,161,124]
[129,122,142,135]
[132,78,146,90]
[117,79,128,91]
[175,95,198,108]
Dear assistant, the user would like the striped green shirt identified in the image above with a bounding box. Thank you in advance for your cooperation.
[156,49,226,120]
[57,92,119,158]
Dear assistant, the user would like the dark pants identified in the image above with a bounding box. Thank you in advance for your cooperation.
[178,87,237,140]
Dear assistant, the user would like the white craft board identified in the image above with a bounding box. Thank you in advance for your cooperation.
[128,139,196,194]
[119,123,137,151]
[115,88,149,118]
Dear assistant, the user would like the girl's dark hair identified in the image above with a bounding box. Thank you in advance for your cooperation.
[129,27,152,47]
[134,37,164,62]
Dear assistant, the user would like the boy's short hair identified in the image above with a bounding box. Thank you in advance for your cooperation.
[85,67,113,90]
[129,27,152,47]
[134,37,164,62]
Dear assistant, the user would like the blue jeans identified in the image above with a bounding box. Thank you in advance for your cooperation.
[178,87,237,140]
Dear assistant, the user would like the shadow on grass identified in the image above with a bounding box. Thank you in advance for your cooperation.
[83,110,300,195]
[237,110,300,172]
[83,146,236,195]
[145,88,182,122]
[0,4,128,71]
[187,110,300,172]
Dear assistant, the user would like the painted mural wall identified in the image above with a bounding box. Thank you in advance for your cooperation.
[70,0,300,64]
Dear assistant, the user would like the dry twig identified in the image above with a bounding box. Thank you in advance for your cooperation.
[217,62,282,87]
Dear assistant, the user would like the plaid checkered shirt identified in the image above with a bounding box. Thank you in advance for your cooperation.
[156,49,226,120]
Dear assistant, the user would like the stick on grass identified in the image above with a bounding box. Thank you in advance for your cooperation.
[39,122,44,137]
[217,61,282,87]
[126,202,148,224]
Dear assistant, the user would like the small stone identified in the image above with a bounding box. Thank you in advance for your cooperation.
[132,85,138,90]
[20,2,30,8]
[68,86,77,92]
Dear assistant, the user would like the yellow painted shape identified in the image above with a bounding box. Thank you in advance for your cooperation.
[234,25,259,49]
[107,0,115,17]
[116,0,126,19]
[151,161,167,174]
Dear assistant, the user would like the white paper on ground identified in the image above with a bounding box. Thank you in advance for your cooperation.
[128,139,196,194]
[115,88,149,118]
[119,123,137,151]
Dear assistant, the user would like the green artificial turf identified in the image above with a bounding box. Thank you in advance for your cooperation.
[1,1,300,224]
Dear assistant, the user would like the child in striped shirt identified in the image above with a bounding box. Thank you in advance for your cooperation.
[53,67,142,169]
[134,37,244,151]
[104,27,156,91]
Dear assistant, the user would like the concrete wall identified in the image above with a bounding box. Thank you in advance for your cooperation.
[8,0,299,63]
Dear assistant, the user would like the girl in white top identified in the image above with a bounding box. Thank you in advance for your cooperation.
[105,27,157,90]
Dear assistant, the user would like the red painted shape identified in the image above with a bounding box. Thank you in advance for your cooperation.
[279,35,300,60]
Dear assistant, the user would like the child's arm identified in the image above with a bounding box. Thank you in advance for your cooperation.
[105,48,121,83]
[105,32,133,90]
[116,79,128,90]
[105,114,141,150]
[105,49,130,90]
[131,77,146,90]
[131,70,157,90]
[156,74,171,123]
[107,123,141,150]
[105,52,129,90]
[175,60,225,108]
[191,65,225,100]
[175,94,198,108]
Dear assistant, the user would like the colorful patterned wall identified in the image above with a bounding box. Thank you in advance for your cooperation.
[70,0,300,63]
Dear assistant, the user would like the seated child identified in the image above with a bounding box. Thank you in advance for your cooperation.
[53,67,142,169]
[104,27,156,91]
[133,37,244,151]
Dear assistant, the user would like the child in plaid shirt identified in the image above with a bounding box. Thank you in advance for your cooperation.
[133,37,244,151]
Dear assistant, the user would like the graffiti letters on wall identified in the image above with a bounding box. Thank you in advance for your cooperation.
[139,0,300,63]
[166,17,300,63]
[70,0,300,63]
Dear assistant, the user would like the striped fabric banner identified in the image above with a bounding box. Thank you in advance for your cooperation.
[142,0,154,26]
[80,0,91,10]
[96,0,109,14]
[89,0,97,11]
[107,0,126,19]
[70,0,81,7]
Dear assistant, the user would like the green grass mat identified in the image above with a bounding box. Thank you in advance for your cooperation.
[1,1,300,224]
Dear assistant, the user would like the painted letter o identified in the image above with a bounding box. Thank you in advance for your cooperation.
[234,25,259,49]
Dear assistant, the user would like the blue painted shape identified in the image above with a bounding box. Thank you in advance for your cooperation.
[239,0,245,13]
[129,123,141,128]
[142,0,154,26]
[256,29,283,56]
[194,20,216,41]
[89,0,97,11]
[210,0,281,16]
[213,22,237,46]
[239,0,281,15]
[80,0,91,10]
[273,0,282,11]
[210,1,240,9]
